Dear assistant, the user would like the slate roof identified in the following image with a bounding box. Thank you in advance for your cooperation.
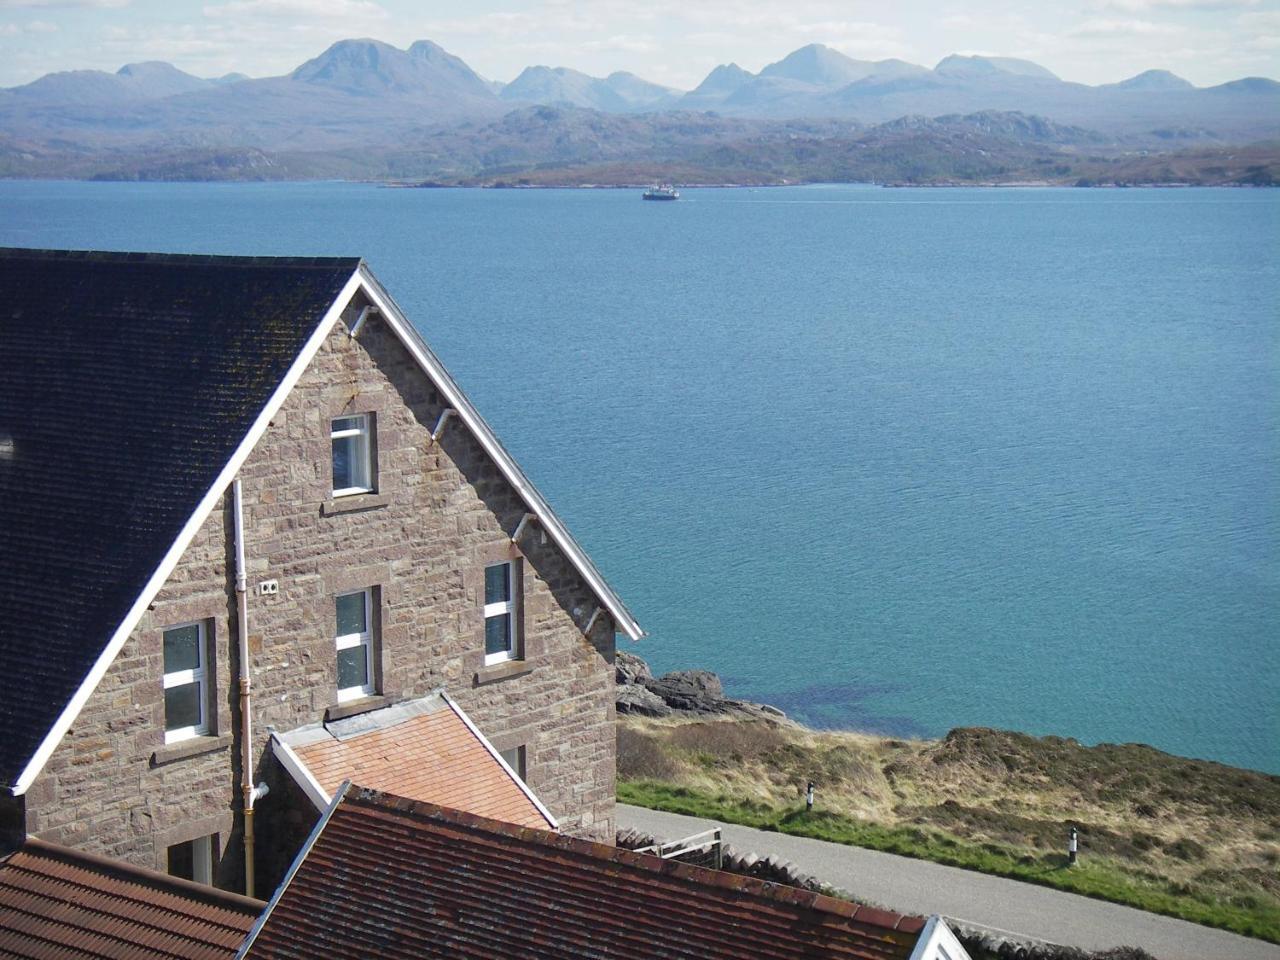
[0,837,264,959]
[0,248,360,791]
[274,694,554,829]
[240,787,925,960]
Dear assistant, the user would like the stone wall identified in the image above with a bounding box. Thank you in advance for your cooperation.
[24,292,619,892]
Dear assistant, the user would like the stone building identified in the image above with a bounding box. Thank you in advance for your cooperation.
[0,248,642,898]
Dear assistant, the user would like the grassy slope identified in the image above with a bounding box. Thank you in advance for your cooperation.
[617,717,1280,943]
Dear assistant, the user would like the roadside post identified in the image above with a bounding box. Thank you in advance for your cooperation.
[806,781,815,813]
[1068,826,1078,866]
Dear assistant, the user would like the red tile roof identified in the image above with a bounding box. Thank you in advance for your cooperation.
[242,787,925,960]
[0,837,263,959]
[278,695,552,830]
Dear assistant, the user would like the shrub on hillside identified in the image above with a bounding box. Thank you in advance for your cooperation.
[617,725,679,780]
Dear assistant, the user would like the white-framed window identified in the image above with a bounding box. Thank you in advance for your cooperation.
[163,621,209,743]
[331,413,373,496]
[499,744,526,782]
[168,835,215,886]
[484,562,518,665]
[335,589,375,702]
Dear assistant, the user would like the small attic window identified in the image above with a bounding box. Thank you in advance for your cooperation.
[332,414,374,496]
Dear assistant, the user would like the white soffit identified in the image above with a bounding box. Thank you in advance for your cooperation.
[10,269,365,796]
[12,261,643,795]
[356,264,644,642]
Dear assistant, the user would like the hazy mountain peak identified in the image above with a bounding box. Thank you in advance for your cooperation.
[290,37,492,100]
[760,43,874,87]
[602,71,678,98]
[115,61,211,97]
[408,39,448,59]
[1117,69,1192,90]
[935,54,1058,81]
[501,64,676,112]
[1209,76,1280,94]
[291,38,399,83]
[692,63,754,95]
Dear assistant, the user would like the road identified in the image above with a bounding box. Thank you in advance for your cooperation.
[618,804,1279,960]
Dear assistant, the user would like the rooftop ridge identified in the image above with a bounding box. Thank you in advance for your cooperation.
[344,787,922,935]
[0,246,363,269]
[14,837,266,914]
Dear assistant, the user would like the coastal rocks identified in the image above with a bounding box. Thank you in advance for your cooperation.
[615,684,671,717]
[615,650,652,686]
[643,670,726,713]
[614,651,787,720]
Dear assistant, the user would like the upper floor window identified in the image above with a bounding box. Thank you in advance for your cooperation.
[336,589,376,702]
[484,562,519,665]
[163,622,209,743]
[168,835,216,886]
[499,744,527,782]
[331,414,373,496]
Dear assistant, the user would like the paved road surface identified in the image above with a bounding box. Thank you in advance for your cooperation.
[618,805,1279,960]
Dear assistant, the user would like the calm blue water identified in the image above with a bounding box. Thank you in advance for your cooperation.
[2,181,1276,773]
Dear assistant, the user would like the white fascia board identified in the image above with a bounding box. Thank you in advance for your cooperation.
[11,269,365,796]
[236,780,351,959]
[270,733,333,812]
[356,264,644,642]
[907,915,973,960]
[440,691,559,831]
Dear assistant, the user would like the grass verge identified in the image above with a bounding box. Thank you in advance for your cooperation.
[618,778,1280,944]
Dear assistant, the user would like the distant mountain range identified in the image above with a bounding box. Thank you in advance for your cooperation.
[1,38,1276,183]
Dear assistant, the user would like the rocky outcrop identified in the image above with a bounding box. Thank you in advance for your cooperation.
[615,684,671,717]
[615,650,652,686]
[614,653,786,721]
[643,670,726,713]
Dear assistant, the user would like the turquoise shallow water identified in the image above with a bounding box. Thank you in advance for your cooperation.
[1,181,1276,772]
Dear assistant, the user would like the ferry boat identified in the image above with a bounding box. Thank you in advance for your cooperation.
[643,184,680,201]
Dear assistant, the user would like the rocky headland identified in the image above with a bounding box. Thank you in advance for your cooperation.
[613,652,1280,946]
[614,650,787,721]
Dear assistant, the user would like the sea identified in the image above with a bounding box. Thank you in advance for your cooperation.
[1,180,1276,774]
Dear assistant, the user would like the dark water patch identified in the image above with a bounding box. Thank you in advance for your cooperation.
[752,682,931,739]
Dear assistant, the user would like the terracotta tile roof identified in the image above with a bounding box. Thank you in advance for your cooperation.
[241,787,925,960]
[276,694,553,830]
[0,837,263,959]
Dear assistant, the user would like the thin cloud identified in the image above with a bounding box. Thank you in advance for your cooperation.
[582,34,657,54]
[202,0,386,20]
[0,0,127,7]
[1093,0,1258,10]
[0,17,55,30]
[1071,17,1185,36]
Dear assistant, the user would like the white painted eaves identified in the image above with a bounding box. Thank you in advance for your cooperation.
[270,733,332,812]
[11,260,642,794]
[440,690,558,830]
[356,263,644,642]
[9,268,364,796]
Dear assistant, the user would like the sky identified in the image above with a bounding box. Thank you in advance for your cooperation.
[0,0,1277,90]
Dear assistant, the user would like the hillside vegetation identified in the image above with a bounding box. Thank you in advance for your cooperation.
[618,716,1280,942]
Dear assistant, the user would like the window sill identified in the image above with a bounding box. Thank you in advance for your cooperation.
[151,733,232,767]
[321,493,389,516]
[325,694,394,723]
[474,660,533,687]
